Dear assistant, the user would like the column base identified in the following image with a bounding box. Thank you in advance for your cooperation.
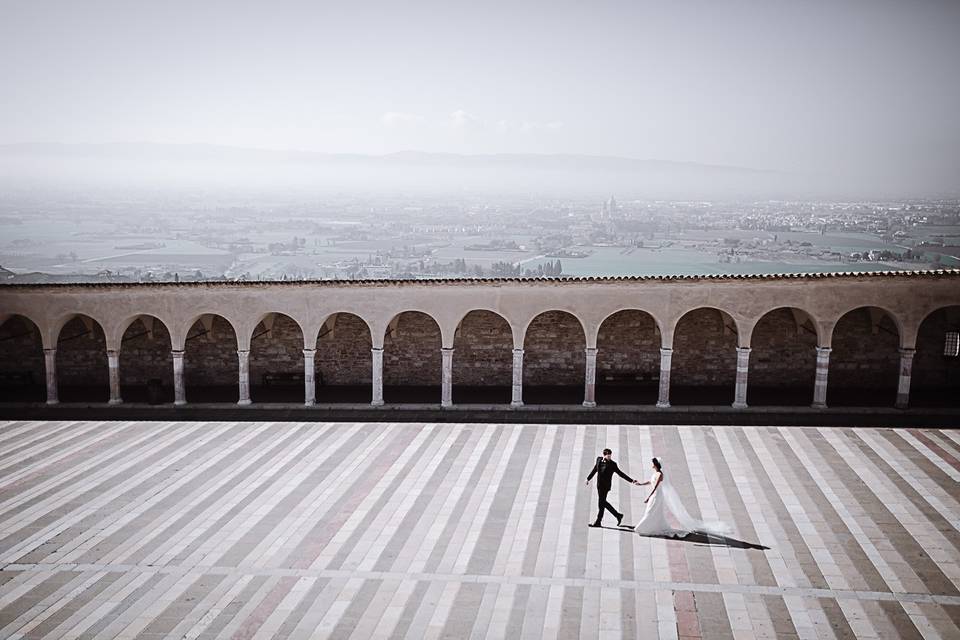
[237,399,252,406]
[46,399,59,406]
[582,401,596,408]
[174,399,187,406]
[655,401,670,408]
[371,400,385,407]
[811,402,827,409]
[895,400,909,410]
[304,400,316,407]
[731,401,748,409]
[441,401,453,408]
[108,398,123,405]
[511,400,524,407]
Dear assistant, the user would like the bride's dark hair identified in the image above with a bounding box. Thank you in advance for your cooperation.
[652,457,662,471]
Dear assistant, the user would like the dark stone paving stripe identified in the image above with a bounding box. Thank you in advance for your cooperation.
[273,577,331,638]
[138,573,228,637]
[618,426,637,638]
[204,424,376,567]
[79,572,169,638]
[760,593,799,638]
[328,425,454,571]
[439,582,485,639]
[910,429,960,474]
[465,425,537,576]
[559,427,596,636]
[77,423,283,564]
[522,426,565,575]
[0,421,83,466]
[557,585,583,639]
[0,571,76,630]
[27,571,121,638]
[128,423,321,565]
[422,426,507,574]
[192,574,269,639]
[816,596,857,639]
[807,429,959,597]
[878,599,925,640]
[388,580,429,640]
[694,591,734,640]
[281,425,421,570]
[942,603,960,632]
[505,583,531,637]
[767,427,889,593]
[231,574,298,640]
[328,579,383,639]
[876,429,960,501]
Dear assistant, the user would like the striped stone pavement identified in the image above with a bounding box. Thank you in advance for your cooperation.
[0,422,957,639]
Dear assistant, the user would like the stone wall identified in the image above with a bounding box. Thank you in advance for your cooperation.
[119,317,173,387]
[596,310,660,386]
[453,311,512,387]
[249,314,303,387]
[671,308,737,388]
[383,312,441,386]
[523,311,585,386]
[913,306,960,391]
[183,315,238,387]
[828,308,899,392]
[0,315,45,385]
[749,308,817,388]
[316,313,372,385]
[56,316,109,389]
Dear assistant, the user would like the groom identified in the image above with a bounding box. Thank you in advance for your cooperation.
[585,448,639,527]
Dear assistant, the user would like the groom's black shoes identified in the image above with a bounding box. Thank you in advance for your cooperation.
[616,512,624,526]
[588,522,601,528]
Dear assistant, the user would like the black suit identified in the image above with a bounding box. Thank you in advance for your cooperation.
[586,457,634,525]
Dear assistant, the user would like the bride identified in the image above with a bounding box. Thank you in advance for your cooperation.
[634,457,732,538]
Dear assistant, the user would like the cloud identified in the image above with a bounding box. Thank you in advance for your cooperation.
[450,109,483,129]
[380,111,424,127]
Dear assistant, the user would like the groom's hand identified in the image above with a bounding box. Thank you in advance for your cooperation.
[584,480,589,486]
[633,480,640,485]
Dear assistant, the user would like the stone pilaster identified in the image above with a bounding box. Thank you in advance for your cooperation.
[656,347,672,408]
[107,349,122,404]
[811,346,831,408]
[895,347,915,409]
[303,348,316,406]
[511,348,524,406]
[583,347,598,407]
[441,347,454,407]
[172,350,186,405]
[43,348,58,405]
[732,346,751,409]
[371,347,384,406]
[237,349,251,405]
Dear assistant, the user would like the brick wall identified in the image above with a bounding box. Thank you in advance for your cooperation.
[913,306,960,391]
[316,313,373,385]
[671,308,737,387]
[249,314,303,387]
[56,316,109,392]
[0,315,45,385]
[749,308,817,388]
[828,308,899,390]
[383,312,441,386]
[119,317,173,386]
[596,310,660,385]
[453,310,513,387]
[184,315,239,386]
[523,311,585,386]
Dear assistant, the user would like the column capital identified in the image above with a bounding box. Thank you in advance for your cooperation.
[659,346,673,355]
[736,346,752,354]
[302,348,317,356]
[371,346,384,353]
[441,346,454,353]
[899,347,916,356]
[107,348,119,357]
[171,349,185,357]
[585,347,598,355]
[44,347,57,355]
[237,348,250,355]
[815,346,832,355]
[512,347,524,354]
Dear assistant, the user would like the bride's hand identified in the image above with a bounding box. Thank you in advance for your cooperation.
[643,497,649,504]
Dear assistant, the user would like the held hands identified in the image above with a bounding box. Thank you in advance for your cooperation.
[632,480,641,485]
[644,497,650,504]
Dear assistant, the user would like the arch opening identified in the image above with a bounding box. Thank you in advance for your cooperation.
[911,305,960,408]
[0,315,45,402]
[56,314,109,402]
[249,313,304,403]
[119,316,174,403]
[523,310,585,404]
[747,308,817,406]
[595,310,659,405]
[452,310,513,404]
[183,314,239,403]
[315,313,373,403]
[828,307,899,407]
[383,311,441,403]
[671,308,738,405]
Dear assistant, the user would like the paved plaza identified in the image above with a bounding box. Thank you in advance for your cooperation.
[0,421,957,639]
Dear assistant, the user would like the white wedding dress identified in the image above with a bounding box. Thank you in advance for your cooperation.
[634,470,732,538]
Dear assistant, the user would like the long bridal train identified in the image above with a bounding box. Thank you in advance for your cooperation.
[633,457,733,538]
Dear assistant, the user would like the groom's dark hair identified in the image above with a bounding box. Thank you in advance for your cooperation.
[602,448,612,455]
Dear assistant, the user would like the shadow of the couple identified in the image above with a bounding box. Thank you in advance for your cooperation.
[594,525,769,550]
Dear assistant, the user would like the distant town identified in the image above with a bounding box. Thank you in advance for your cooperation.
[1,191,958,284]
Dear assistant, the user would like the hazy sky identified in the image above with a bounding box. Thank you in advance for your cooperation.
[1,0,958,188]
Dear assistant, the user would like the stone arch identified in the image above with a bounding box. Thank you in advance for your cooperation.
[56,314,109,402]
[249,313,304,403]
[183,313,239,403]
[315,312,374,403]
[523,310,586,404]
[452,309,513,404]
[118,315,174,403]
[383,311,442,403]
[670,307,738,405]
[910,305,960,407]
[747,307,818,406]
[595,309,660,405]
[0,314,46,402]
[828,306,900,406]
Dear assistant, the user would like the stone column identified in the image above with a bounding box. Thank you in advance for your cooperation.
[811,347,831,408]
[895,347,915,409]
[732,347,751,409]
[371,347,384,406]
[303,348,316,406]
[511,348,524,406]
[172,350,186,405]
[107,349,122,404]
[237,349,251,405]
[583,347,598,407]
[441,347,454,407]
[656,347,673,408]
[43,348,58,405]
